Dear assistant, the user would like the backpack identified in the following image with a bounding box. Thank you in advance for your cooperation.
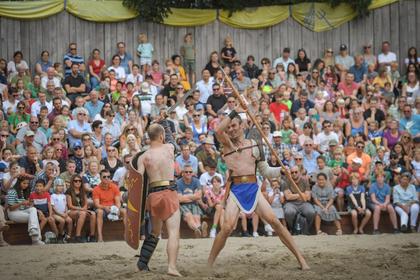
[293,212,308,235]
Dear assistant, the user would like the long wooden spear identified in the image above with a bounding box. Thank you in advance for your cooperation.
[221,67,306,201]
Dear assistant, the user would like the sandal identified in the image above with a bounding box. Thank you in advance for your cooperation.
[317,231,327,236]
[336,229,343,236]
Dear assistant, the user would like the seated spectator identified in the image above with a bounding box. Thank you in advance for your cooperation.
[70,143,85,174]
[93,169,126,242]
[346,141,371,179]
[100,146,123,178]
[7,177,44,245]
[41,67,61,89]
[30,179,59,241]
[204,176,226,238]
[59,159,77,189]
[265,178,286,231]
[393,172,419,233]
[63,63,86,104]
[302,138,320,176]
[51,178,73,243]
[83,160,101,200]
[199,158,224,190]
[67,107,91,148]
[18,145,42,179]
[346,173,372,234]
[112,154,132,191]
[176,144,199,175]
[312,173,342,235]
[66,174,96,243]
[177,164,208,238]
[16,116,48,154]
[31,162,56,192]
[0,205,9,246]
[369,172,399,234]
[283,166,315,234]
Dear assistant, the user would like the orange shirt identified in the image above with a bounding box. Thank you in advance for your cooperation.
[92,183,120,207]
[346,152,371,174]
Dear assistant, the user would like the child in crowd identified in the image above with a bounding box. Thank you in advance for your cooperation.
[51,178,73,243]
[382,82,394,104]
[313,173,342,235]
[42,146,60,175]
[137,33,154,75]
[204,176,225,238]
[53,62,64,80]
[390,62,400,89]
[280,116,294,144]
[266,179,286,228]
[180,33,196,85]
[30,179,59,241]
[367,120,383,147]
[220,36,237,67]
[314,91,327,110]
[39,117,52,140]
[346,173,372,234]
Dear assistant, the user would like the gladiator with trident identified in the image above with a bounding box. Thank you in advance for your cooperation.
[207,68,310,270]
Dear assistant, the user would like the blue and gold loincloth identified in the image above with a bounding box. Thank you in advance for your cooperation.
[230,183,260,214]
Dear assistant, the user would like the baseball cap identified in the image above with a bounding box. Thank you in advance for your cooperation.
[195,103,204,111]
[25,130,35,137]
[273,131,282,138]
[329,139,338,146]
[340,44,347,51]
[72,141,82,150]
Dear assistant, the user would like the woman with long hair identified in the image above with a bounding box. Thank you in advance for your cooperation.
[320,100,339,123]
[7,178,43,245]
[404,47,420,68]
[295,48,311,74]
[383,119,401,151]
[89,49,106,90]
[66,174,96,243]
[205,51,221,76]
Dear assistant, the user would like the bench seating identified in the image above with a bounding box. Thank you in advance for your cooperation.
[3,212,399,245]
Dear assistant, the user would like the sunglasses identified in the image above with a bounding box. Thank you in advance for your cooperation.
[73,179,82,183]
[56,148,62,151]
[305,144,313,147]
[213,88,220,91]
[52,138,60,141]
[30,121,39,124]
[402,136,410,139]
[269,72,276,74]
[262,62,269,65]
[102,176,111,179]
[107,149,116,152]
[228,101,235,103]
[128,128,135,131]
[184,171,193,174]
[18,106,25,109]
[295,158,302,161]
[193,114,200,117]
[403,110,411,113]
[291,171,299,174]
[70,48,77,50]
[78,113,87,116]
[0,134,8,137]
[357,145,364,149]
[364,46,371,49]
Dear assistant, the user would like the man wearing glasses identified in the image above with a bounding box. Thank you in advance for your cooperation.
[206,83,227,119]
[346,141,372,179]
[16,116,47,153]
[63,42,85,77]
[133,123,182,276]
[93,169,126,243]
[67,107,92,148]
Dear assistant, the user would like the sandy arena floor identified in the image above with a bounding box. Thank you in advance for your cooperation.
[1,234,419,280]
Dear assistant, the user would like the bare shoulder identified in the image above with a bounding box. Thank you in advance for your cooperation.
[164,143,175,152]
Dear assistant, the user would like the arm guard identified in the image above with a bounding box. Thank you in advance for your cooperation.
[257,160,282,179]
[251,139,281,179]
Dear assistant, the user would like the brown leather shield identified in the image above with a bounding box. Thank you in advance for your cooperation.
[124,152,148,249]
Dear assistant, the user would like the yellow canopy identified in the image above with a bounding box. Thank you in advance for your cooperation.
[0,0,63,20]
[163,8,216,27]
[219,6,289,29]
[66,0,138,22]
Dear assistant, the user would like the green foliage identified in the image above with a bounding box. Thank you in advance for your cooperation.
[122,0,373,23]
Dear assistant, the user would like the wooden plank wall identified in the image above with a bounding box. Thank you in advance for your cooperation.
[0,1,418,78]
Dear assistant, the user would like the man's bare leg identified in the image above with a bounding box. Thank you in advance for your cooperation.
[254,195,310,270]
[164,209,182,277]
[208,196,240,267]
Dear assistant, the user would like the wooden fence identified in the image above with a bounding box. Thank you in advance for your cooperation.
[0,0,419,76]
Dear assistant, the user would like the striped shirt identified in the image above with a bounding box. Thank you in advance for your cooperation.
[7,189,28,210]
[63,53,85,77]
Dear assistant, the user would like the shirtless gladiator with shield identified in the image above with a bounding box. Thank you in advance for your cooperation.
[207,107,310,270]
[126,123,182,277]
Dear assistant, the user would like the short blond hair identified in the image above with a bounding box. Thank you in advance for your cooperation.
[148,124,164,141]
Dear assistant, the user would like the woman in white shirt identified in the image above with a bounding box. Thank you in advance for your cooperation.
[107,55,126,82]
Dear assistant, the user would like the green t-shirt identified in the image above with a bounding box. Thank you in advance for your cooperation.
[7,113,30,129]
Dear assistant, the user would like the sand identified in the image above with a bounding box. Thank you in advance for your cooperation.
[1,234,419,280]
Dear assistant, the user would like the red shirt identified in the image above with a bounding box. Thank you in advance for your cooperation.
[29,192,51,215]
[89,59,105,76]
[338,81,359,97]
[269,102,289,123]
[92,183,120,207]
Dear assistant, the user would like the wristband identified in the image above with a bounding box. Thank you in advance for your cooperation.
[228,110,239,120]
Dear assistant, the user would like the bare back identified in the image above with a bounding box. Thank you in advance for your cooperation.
[137,143,175,183]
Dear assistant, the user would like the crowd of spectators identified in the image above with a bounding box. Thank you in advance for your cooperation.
[0,34,419,246]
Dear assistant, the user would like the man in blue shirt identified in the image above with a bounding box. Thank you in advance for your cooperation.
[116,42,133,75]
[176,164,207,238]
[175,144,198,175]
[369,173,399,234]
[302,139,320,177]
[84,90,104,122]
[349,55,367,84]
[291,92,315,118]
[400,104,420,136]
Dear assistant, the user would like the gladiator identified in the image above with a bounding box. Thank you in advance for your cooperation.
[207,107,310,270]
[135,123,182,277]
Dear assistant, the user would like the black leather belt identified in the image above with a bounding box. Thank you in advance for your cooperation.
[148,185,177,194]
